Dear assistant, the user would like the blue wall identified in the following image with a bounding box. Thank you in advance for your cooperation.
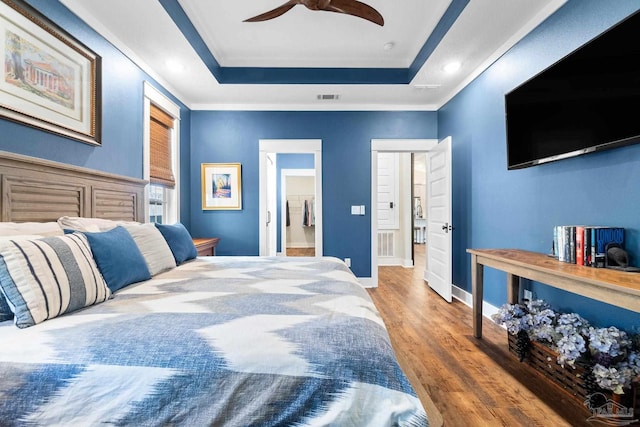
[189,111,438,275]
[276,154,315,253]
[439,0,640,330]
[0,0,192,226]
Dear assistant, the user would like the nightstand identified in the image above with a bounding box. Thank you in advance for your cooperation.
[192,237,220,256]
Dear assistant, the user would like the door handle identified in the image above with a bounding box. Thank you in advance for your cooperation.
[266,211,271,225]
[442,223,454,233]
[390,202,394,209]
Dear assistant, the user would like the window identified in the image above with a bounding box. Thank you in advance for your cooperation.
[144,82,180,224]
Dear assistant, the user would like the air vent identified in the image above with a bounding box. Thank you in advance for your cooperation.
[317,94,340,100]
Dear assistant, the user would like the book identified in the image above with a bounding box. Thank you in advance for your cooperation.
[575,226,584,266]
[592,227,625,268]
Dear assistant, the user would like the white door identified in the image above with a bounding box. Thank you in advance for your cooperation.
[377,153,399,230]
[427,137,452,302]
[266,154,277,256]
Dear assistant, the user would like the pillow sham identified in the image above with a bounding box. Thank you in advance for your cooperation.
[57,216,140,233]
[155,223,198,265]
[0,222,63,237]
[0,234,111,328]
[121,223,176,276]
[0,235,41,321]
[82,226,151,292]
[0,292,12,322]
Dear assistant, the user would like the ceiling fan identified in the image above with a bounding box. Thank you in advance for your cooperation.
[244,0,384,26]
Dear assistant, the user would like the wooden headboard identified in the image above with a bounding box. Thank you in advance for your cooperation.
[0,151,147,223]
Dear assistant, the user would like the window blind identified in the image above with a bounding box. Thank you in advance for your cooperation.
[149,104,175,188]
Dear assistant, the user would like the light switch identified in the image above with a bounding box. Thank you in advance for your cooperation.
[360,205,365,215]
[351,206,361,215]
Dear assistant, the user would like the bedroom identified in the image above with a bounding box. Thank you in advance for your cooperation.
[1,0,639,425]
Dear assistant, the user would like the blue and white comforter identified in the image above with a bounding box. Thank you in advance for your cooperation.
[0,256,427,426]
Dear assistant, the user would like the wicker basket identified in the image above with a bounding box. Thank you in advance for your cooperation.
[507,333,640,415]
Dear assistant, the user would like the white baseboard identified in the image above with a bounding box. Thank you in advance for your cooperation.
[452,283,500,320]
[377,257,414,268]
[359,277,374,288]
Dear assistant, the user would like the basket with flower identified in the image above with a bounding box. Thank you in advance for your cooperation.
[493,299,640,413]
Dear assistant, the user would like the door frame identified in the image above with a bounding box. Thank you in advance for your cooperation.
[259,139,323,257]
[370,139,438,287]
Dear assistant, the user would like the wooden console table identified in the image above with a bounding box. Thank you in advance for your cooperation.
[467,249,640,338]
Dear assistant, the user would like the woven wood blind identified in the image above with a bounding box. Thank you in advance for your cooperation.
[149,104,175,188]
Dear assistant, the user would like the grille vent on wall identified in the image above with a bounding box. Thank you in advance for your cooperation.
[377,231,395,257]
[316,94,340,100]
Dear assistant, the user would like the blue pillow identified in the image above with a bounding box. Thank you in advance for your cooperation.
[155,223,197,265]
[83,226,151,292]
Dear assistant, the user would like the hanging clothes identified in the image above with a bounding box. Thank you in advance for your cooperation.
[302,200,309,226]
[286,200,290,227]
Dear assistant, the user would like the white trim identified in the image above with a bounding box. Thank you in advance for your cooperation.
[377,257,414,268]
[259,140,323,257]
[370,139,438,287]
[143,81,181,223]
[280,168,315,256]
[358,277,374,288]
[452,284,501,321]
[191,103,439,112]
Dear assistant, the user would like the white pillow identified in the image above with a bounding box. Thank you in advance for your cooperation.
[57,216,139,232]
[0,222,63,237]
[121,223,176,276]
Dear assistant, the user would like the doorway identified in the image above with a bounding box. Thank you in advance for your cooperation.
[259,140,322,257]
[370,138,452,302]
[281,168,315,257]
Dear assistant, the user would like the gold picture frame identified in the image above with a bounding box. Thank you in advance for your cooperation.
[0,0,101,145]
[201,163,242,210]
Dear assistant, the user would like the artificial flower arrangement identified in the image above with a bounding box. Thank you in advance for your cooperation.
[492,299,640,395]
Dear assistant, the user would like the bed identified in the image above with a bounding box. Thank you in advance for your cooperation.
[0,152,430,426]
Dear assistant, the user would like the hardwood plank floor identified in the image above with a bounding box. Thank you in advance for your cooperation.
[368,245,593,427]
[286,247,315,257]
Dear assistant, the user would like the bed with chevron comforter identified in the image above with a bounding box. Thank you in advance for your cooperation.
[0,256,427,426]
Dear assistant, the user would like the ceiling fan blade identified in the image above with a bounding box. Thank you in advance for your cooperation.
[325,0,384,26]
[244,1,299,22]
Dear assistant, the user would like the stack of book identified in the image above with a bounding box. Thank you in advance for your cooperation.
[553,226,624,267]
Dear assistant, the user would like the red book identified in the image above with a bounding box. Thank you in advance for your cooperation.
[575,226,584,266]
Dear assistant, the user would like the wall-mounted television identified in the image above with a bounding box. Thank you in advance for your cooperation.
[505,10,640,170]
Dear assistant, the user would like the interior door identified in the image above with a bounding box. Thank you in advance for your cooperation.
[266,153,277,256]
[377,153,399,230]
[427,137,452,302]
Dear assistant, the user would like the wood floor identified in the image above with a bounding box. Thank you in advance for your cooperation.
[286,247,315,257]
[368,245,593,427]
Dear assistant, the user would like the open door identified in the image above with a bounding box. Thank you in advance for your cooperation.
[427,137,452,302]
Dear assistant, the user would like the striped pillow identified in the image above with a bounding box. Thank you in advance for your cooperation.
[0,234,111,328]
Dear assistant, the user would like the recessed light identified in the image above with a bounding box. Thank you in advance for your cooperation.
[165,59,185,73]
[443,61,461,74]
[383,42,395,51]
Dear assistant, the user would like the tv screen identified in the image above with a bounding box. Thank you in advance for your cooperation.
[505,10,640,170]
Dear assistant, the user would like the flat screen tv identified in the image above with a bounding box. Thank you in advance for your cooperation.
[505,10,640,170]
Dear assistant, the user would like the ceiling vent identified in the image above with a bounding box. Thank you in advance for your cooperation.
[317,94,340,101]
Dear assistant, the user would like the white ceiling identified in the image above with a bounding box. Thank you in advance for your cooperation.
[60,0,566,110]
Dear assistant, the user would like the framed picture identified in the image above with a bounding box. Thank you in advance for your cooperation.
[0,0,101,145]
[201,163,242,210]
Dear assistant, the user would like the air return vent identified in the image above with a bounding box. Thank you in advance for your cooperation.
[317,94,340,100]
